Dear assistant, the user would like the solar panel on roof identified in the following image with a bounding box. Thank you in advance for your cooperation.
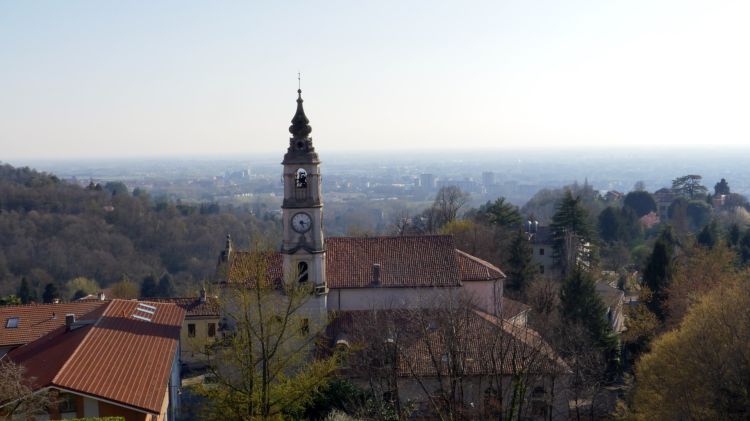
[132,302,158,322]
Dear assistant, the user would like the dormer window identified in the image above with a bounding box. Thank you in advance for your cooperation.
[6,317,19,328]
[295,169,307,188]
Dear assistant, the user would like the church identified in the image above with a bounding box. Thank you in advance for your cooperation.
[218,87,519,320]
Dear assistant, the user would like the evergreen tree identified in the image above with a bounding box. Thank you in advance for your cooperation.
[550,190,594,274]
[157,273,176,297]
[42,283,59,304]
[697,222,718,249]
[739,230,750,266]
[505,228,536,294]
[642,230,674,320]
[140,274,158,297]
[714,178,730,195]
[72,289,88,300]
[18,277,30,304]
[559,268,614,349]
[598,207,620,243]
[623,191,657,217]
[728,223,741,247]
[476,197,522,227]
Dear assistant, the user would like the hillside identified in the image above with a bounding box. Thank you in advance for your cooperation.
[0,163,279,298]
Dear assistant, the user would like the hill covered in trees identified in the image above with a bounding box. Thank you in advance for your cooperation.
[0,163,279,298]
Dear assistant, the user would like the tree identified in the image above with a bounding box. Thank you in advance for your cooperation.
[505,228,536,295]
[424,186,469,231]
[110,278,139,299]
[475,197,522,227]
[550,191,594,275]
[559,268,614,351]
[714,178,730,195]
[42,283,59,303]
[641,229,675,320]
[140,275,158,297]
[157,273,176,297]
[0,360,53,418]
[195,248,338,420]
[18,277,31,304]
[631,280,750,419]
[64,277,100,300]
[671,175,707,200]
[623,191,656,218]
[696,222,718,249]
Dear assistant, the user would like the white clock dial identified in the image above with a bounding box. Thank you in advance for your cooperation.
[291,212,312,233]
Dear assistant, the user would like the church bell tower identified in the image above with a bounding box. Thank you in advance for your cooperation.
[281,88,327,307]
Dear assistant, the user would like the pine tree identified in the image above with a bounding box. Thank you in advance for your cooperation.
[18,277,31,304]
[506,228,536,294]
[550,190,594,274]
[42,283,59,304]
[642,231,674,320]
[559,268,614,349]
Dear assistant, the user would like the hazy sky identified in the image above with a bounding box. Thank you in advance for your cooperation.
[1,1,749,160]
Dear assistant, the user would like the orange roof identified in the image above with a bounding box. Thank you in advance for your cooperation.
[7,299,184,415]
[226,236,505,289]
[0,301,109,348]
[144,296,220,317]
[455,249,506,281]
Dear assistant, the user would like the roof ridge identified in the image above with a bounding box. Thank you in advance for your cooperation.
[328,234,453,240]
[51,300,113,385]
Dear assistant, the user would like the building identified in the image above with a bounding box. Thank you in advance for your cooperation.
[653,188,674,221]
[2,299,184,421]
[526,222,558,277]
[146,287,220,366]
[214,89,569,419]
[0,299,108,358]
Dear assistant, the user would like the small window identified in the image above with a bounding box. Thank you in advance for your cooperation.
[539,248,545,256]
[297,262,309,283]
[58,393,77,413]
[6,317,19,328]
[208,323,216,338]
[539,265,545,274]
[188,323,196,338]
[295,168,308,188]
[300,318,309,335]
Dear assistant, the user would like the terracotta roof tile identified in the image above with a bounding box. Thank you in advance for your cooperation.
[144,296,220,317]
[326,235,460,288]
[0,301,109,348]
[7,299,184,415]
[226,251,283,286]
[500,297,531,320]
[456,249,506,281]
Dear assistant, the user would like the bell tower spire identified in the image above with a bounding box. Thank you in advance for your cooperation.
[281,85,327,308]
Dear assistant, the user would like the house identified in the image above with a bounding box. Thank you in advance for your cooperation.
[146,288,221,366]
[595,283,625,334]
[1,299,184,421]
[526,224,557,277]
[0,299,108,358]
[653,188,674,221]
[328,308,570,420]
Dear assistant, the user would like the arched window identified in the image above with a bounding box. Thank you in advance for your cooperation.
[295,168,307,188]
[297,261,309,283]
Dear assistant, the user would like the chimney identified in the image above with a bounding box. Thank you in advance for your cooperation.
[372,263,381,286]
[97,291,106,301]
[65,314,76,330]
[199,286,207,303]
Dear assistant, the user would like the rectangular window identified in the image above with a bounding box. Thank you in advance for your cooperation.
[300,318,309,335]
[208,323,216,338]
[539,265,545,274]
[188,323,196,338]
[539,248,545,256]
[6,317,18,328]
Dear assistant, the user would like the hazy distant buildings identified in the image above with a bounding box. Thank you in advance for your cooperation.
[482,171,495,186]
[419,173,436,190]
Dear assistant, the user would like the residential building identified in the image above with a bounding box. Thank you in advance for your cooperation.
[2,299,184,421]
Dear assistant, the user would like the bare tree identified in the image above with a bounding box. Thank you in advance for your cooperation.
[0,360,53,419]
[428,186,470,231]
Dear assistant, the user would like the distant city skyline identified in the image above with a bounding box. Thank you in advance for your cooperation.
[1,1,749,160]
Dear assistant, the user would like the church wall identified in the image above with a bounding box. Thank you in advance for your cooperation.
[329,286,463,311]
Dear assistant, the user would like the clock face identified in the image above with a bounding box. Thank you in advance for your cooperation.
[291,212,312,233]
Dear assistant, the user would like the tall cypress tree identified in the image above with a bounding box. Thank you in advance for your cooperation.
[560,268,614,349]
[506,228,536,295]
[157,273,176,298]
[551,190,594,274]
[42,283,60,304]
[140,274,158,297]
[18,277,31,304]
[642,229,675,320]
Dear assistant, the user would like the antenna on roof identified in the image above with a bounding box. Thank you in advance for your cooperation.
[133,302,157,322]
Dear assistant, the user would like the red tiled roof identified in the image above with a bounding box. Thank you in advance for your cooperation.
[329,308,568,378]
[325,235,460,288]
[0,301,109,348]
[7,299,184,415]
[456,249,506,281]
[144,297,220,317]
[224,235,506,289]
[500,297,531,321]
